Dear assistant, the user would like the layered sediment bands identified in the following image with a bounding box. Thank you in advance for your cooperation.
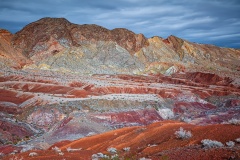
[89,86,180,98]
[90,108,163,126]
[172,72,233,86]
[0,89,34,114]
[0,70,239,159]
[0,119,36,144]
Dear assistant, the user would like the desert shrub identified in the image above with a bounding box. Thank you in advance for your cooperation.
[58,152,64,156]
[111,154,119,160]
[9,156,24,160]
[180,117,191,123]
[226,141,235,147]
[175,127,192,139]
[201,139,224,148]
[107,147,117,154]
[123,147,130,152]
[66,147,82,152]
[0,152,4,157]
[228,118,240,125]
[92,152,109,160]
[139,157,152,160]
[52,146,61,153]
[235,138,240,143]
[29,152,38,157]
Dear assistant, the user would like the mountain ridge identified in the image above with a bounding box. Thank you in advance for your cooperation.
[0,17,240,77]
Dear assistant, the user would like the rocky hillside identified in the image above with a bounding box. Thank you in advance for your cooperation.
[0,17,238,76]
[0,29,30,69]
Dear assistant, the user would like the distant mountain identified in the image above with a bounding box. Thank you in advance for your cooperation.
[0,17,239,75]
[0,18,240,74]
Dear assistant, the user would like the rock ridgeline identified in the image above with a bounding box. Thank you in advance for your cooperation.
[12,17,148,57]
[0,17,239,75]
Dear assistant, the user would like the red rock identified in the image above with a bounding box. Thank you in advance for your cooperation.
[0,145,22,155]
[4,121,240,160]
[90,108,163,126]
[12,18,148,58]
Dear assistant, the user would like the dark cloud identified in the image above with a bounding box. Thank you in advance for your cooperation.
[0,0,239,48]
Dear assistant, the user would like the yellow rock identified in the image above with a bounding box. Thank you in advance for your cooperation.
[22,64,38,69]
[39,63,50,70]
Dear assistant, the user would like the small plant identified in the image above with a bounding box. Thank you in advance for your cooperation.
[9,156,24,160]
[235,138,240,143]
[180,117,191,123]
[52,146,61,153]
[175,127,192,139]
[139,157,152,160]
[92,152,109,160]
[107,147,117,154]
[59,152,64,156]
[0,152,4,157]
[147,144,157,147]
[29,152,38,157]
[111,154,119,160]
[123,147,130,152]
[201,139,224,148]
[66,147,82,152]
[226,141,235,147]
[228,118,240,125]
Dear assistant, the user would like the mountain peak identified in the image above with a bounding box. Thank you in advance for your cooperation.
[12,17,148,58]
[35,17,71,25]
[0,29,12,37]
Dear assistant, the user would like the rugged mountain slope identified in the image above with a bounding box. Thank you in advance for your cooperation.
[0,29,30,69]
[6,17,239,76]
[11,18,148,74]
[12,18,148,56]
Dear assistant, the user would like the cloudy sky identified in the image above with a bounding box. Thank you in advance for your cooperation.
[0,0,239,48]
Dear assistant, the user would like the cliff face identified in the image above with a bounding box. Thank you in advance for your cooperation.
[166,35,240,70]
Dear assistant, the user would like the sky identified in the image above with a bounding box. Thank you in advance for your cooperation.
[0,0,239,48]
